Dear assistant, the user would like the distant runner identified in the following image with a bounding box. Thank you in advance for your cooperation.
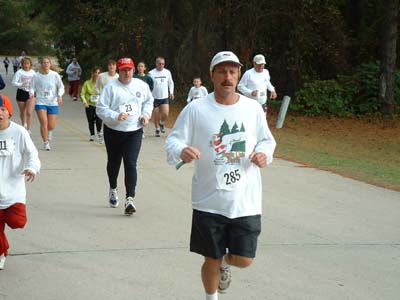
[149,57,174,137]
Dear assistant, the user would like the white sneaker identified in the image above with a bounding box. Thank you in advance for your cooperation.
[48,130,53,141]
[44,141,51,151]
[98,134,104,144]
[159,121,165,133]
[218,266,232,293]
[0,254,6,270]
[109,188,119,208]
[90,135,96,141]
[124,197,136,215]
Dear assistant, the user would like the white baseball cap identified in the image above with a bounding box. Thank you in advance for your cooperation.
[253,54,266,65]
[210,51,242,71]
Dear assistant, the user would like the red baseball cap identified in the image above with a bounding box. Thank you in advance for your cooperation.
[117,58,135,70]
[0,94,13,116]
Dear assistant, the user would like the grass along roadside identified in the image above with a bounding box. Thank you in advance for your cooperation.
[269,115,400,191]
[168,102,400,191]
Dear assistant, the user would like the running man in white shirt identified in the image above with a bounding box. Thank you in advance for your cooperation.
[96,58,153,215]
[186,77,208,103]
[238,54,277,115]
[165,51,276,300]
[0,94,41,270]
[149,57,174,137]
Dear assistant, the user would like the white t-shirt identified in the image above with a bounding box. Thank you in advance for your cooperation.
[30,70,65,106]
[149,68,174,100]
[12,69,36,92]
[0,122,41,209]
[165,93,276,218]
[95,72,119,94]
[238,68,275,104]
[96,78,154,132]
[187,86,208,102]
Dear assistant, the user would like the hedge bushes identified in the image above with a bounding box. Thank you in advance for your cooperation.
[292,62,400,116]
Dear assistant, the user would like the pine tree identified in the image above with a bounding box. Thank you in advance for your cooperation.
[219,119,231,138]
[231,122,239,133]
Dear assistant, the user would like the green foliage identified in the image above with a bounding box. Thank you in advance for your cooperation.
[292,61,400,116]
[339,61,400,114]
[2,0,395,114]
[292,79,351,116]
[339,62,378,114]
[0,0,54,55]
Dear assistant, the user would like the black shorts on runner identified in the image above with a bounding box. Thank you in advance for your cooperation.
[190,209,261,259]
[154,98,169,108]
[16,89,30,102]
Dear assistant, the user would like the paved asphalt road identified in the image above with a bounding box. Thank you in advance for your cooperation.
[0,64,399,300]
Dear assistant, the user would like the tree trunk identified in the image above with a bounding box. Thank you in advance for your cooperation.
[379,0,399,118]
[191,0,200,76]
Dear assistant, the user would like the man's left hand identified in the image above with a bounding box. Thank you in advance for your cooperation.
[249,152,267,168]
[139,115,149,126]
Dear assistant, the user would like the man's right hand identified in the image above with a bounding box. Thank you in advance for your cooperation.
[118,112,129,121]
[251,90,259,97]
[180,146,201,163]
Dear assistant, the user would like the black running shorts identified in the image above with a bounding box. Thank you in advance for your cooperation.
[153,98,169,108]
[190,209,261,259]
[16,89,30,102]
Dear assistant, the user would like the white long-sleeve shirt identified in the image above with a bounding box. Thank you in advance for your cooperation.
[165,93,276,219]
[0,122,40,209]
[12,69,36,92]
[187,86,208,102]
[149,68,174,100]
[95,72,119,94]
[30,70,65,106]
[96,78,154,132]
[66,62,82,81]
[238,68,275,104]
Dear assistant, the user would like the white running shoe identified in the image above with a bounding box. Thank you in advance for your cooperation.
[159,122,165,133]
[44,141,51,151]
[90,135,95,141]
[98,133,104,144]
[109,188,119,208]
[124,197,136,215]
[48,130,53,141]
[218,266,232,293]
[0,254,6,270]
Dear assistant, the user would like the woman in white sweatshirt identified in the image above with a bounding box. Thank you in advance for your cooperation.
[11,57,36,133]
[30,57,65,151]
